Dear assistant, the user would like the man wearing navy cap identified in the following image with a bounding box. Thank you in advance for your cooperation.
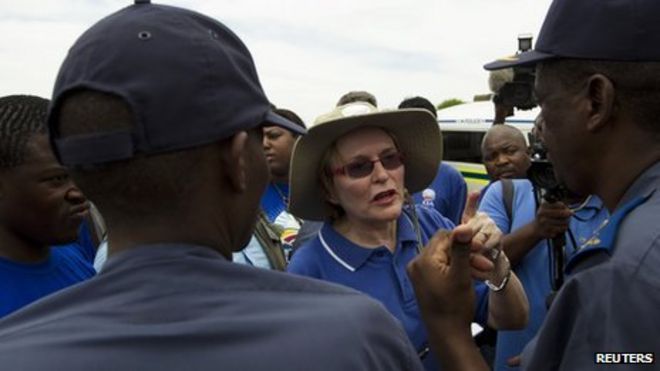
[408,0,660,370]
[0,2,424,370]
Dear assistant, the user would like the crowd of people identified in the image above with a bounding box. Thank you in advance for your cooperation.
[0,0,659,370]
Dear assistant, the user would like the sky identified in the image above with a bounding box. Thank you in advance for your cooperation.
[0,0,553,123]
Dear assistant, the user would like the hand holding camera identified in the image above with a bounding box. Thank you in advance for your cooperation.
[532,201,572,240]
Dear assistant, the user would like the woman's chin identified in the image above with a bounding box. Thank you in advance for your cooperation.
[369,203,403,223]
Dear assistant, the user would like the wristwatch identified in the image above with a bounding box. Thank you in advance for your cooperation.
[485,253,511,292]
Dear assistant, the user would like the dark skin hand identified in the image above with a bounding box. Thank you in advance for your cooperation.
[533,201,572,239]
[503,200,572,266]
[410,188,531,369]
[407,226,490,371]
[494,103,514,125]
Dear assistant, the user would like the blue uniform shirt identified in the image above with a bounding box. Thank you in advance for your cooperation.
[480,180,608,371]
[0,223,96,318]
[288,207,489,371]
[522,161,660,370]
[413,163,468,225]
[0,244,424,371]
[566,195,609,259]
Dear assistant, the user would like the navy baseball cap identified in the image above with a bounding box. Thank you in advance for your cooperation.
[49,0,305,166]
[485,0,660,70]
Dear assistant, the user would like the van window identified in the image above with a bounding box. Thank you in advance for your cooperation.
[442,131,485,164]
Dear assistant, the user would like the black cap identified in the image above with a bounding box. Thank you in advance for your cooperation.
[484,0,660,70]
[49,2,305,166]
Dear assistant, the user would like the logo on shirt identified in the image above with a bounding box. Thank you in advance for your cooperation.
[421,188,436,207]
[580,219,609,249]
[274,211,301,256]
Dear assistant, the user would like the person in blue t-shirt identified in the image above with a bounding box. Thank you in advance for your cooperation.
[258,108,306,260]
[479,124,532,202]
[287,101,529,371]
[477,114,609,370]
[479,179,607,370]
[0,95,96,318]
[399,96,468,225]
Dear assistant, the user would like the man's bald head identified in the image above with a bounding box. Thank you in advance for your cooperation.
[481,124,530,181]
[483,125,527,149]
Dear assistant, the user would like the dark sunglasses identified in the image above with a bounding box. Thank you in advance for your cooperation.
[329,152,405,179]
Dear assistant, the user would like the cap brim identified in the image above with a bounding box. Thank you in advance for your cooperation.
[264,111,307,135]
[484,49,557,70]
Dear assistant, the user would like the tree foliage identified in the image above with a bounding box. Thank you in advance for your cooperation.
[436,98,465,110]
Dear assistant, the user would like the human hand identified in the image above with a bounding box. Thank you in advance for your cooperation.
[461,191,481,225]
[407,226,476,328]
[532,201,572,240]
[494,102,514,124]
[457,191,508,283]
[463,210,505,281]
[507,355,521,367]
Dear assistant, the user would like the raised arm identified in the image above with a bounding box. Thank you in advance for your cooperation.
[407,227,490,371]
[462,207,529,330]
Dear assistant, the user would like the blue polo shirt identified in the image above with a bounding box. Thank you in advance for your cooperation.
[288,207,489,371]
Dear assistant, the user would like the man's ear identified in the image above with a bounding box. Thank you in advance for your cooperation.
[584,74,616,132]
[221,131,249,193]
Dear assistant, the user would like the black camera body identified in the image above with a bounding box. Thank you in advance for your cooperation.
[493,35,538,111]
[527,158,565,202]
[527,141,566,202]
[493,66,537,110]
[527,140,567,296]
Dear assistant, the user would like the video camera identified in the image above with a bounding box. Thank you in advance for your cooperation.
[493,34,537,110]
[527,140,566,203]
[527,139,567,296]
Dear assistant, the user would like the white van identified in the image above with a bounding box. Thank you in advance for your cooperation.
[436,101,540,191]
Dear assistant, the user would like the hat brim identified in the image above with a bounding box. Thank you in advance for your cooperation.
[484,49,557,70]
[289,109,442,221]
[264,110,307,135]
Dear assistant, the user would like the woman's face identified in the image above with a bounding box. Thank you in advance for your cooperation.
[263,125,297,182]
[326,127,405,225]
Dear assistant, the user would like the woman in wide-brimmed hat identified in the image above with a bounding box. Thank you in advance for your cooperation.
[286,102,528,371]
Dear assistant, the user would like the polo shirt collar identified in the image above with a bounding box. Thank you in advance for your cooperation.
[565,193,650,275]
[571,195,605,221]
[564,161,660,275]
[318,212,419,272]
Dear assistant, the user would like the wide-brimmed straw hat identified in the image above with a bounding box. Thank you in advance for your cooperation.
[288,101,442,221]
